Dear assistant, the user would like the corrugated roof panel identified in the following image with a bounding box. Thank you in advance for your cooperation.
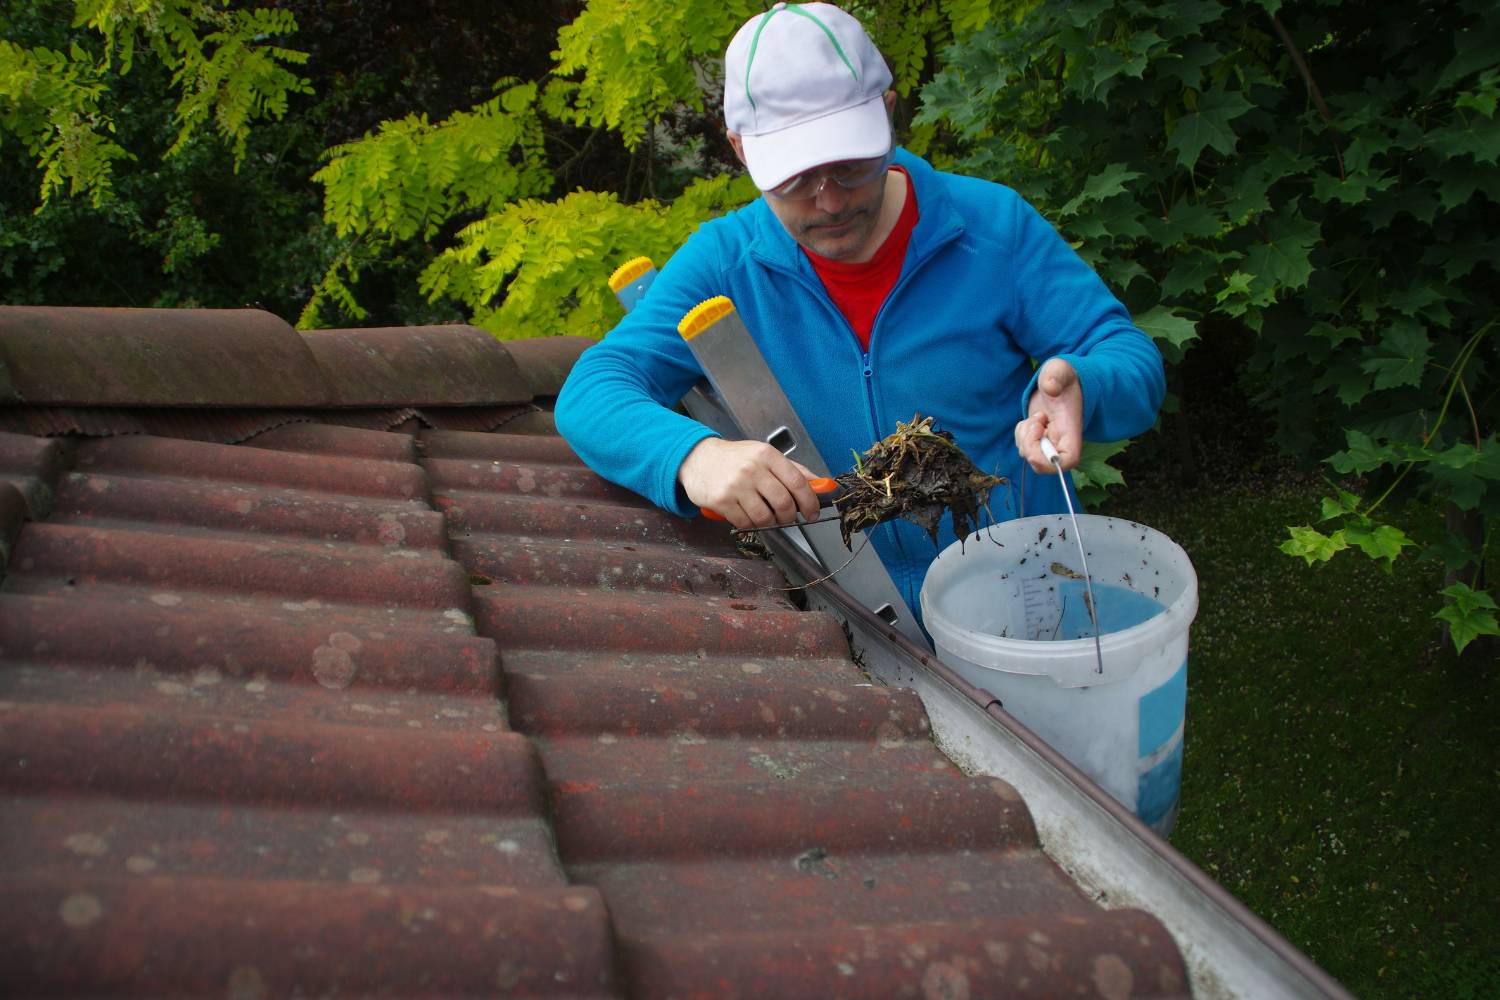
[247,421,419,462]
[417,404,552,434]
[1,790,555,884]
[72,434,429,500]
[0,698,539,811]
[436,484,728,550]
[0,307,331,407]
[0,430,64,518]
[505,650,923,739]
[478,584,851,657]
[299,325,534,407]
[0,425,618,996]
[0,484,25,568]
[613,906,1184,999]
[51,472,446,548]
[420,426,1191,998]
[0,406,316,444]
[0,878,618,997]
[12,521,467,609]
[457,533,790,593]
[425,452,638,504]
[503,336,595,398]
[0,309,1355,997]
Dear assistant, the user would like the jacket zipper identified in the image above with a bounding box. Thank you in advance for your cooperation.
[858,220,966,607]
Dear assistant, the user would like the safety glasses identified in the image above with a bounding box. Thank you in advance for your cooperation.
[764,152,892,200]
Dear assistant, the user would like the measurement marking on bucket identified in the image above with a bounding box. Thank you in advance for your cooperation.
[1021,576,1052,639]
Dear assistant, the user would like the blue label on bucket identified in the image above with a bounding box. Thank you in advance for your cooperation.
[1138,660,1188,757]
[1137,739,1183,828]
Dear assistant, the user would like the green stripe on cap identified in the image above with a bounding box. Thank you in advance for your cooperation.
[787,5,859,79]
[743,4,860,114]
[742,7,783,113]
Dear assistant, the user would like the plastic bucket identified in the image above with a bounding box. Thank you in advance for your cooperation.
[919,514,1198,836]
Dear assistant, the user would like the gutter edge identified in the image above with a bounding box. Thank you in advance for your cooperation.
[760,530,1355,1000]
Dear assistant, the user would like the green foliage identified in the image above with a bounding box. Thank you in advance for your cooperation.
[1,0,336,316]
[0,37,132,204]
[1280,477,1415,568]
[859,0,1005,97]
[1,1,308,205]
[548,0,999,150]
[301,81,555,328]
[917,0,1500,654]
[9,0,999,327]
[1100,461,1498,999]
[550,0,755,148]
[305,0,997,332]
[1070,439,1130,506]
[314,81,550,239]
[1434,582,1499,655]
[421,173,758,340]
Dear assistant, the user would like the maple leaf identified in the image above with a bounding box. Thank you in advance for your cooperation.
[1359,320,1431,391]
[1168,84,1253,170]
[1060,163,1144,216]
[1341,522,1413,566]
[1434,584,1500,655]
[1279,526,1349,564]
[1327,431,1400,476]
[1244,203,1320,291]
[1135,305,1199,351]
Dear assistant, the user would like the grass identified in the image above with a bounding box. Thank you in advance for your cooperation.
[1095,387,1498,998]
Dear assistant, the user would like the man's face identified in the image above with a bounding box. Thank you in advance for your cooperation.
[761,164,891,263]
[727,92,898,264]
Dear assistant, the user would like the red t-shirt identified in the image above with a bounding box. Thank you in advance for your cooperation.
[803,167,920,352]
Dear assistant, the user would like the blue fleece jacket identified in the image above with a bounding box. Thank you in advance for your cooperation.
[556,149,1165,616]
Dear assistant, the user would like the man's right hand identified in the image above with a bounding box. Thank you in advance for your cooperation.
[678,438,823,530]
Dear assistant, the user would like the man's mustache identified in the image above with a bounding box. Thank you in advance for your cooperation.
[805,208,863,228]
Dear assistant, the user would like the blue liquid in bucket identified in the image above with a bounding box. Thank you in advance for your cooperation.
[1049,582,1164,640]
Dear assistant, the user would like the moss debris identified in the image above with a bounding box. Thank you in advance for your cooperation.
[833,414,1004,549]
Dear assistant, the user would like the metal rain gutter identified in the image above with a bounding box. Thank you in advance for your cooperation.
[757,530,1355,1000]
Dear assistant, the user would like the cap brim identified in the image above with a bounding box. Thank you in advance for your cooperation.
[739,92,892,192]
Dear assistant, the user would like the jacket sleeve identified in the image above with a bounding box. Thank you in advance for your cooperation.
[1003,194,1166,442]
[554,230,728,518]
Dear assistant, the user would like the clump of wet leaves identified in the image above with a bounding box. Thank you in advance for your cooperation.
[833,414,1005,549]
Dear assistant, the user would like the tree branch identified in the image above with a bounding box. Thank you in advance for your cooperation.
[1268,13,1346,181]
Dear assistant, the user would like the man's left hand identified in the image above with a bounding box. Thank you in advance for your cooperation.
[1014,358,1083,474]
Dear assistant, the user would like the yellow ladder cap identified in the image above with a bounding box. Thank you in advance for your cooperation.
[608,256,655,292]
[678,296,736,340]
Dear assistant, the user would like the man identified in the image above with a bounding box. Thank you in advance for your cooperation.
[556,2,1165,616]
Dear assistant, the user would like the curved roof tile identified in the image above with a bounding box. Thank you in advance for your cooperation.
[301,325,533,407]
[0,307,1203,997]
[0,307,330,407]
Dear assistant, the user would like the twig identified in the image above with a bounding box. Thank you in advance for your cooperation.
[1457,374,1482,453]
[719,533,874,593]
[1268,13,1346,181]
[551,126,601,182]
[1364,320,1494,519]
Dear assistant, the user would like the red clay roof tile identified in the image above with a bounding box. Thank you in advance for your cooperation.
[504,335,594,398]
[0,307,1195,997]
[0,307,331,407]
[302,325,534,407]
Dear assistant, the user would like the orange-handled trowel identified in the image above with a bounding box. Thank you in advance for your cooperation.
[699,476,845,525]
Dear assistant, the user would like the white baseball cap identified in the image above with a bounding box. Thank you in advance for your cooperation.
[723,3,893,191]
